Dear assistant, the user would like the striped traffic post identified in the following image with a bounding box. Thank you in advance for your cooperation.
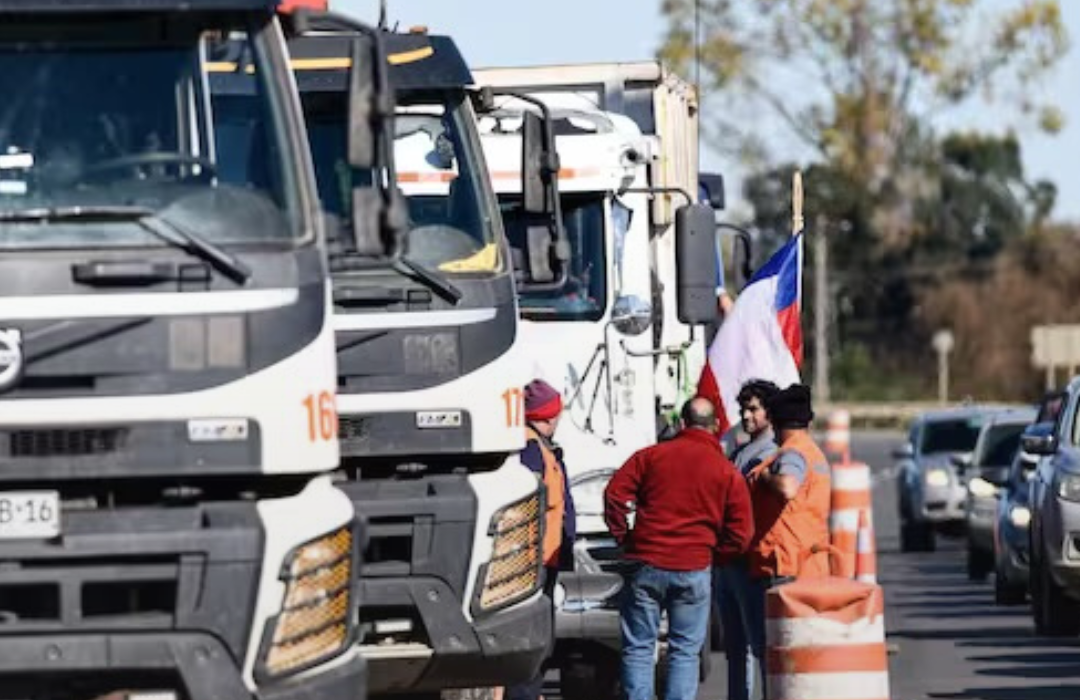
[824,409,851,465]
[856,508,878,584]
[829,461,872,579]
[765,545,890,700]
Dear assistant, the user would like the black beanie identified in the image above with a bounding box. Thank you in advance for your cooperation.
[765,383,814,429]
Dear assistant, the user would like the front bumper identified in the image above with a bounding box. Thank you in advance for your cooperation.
[920,481,967,525]
[340,476,550,693]
[0,634,364,700]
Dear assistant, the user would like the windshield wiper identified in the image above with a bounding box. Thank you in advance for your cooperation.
[393,256,463,305]
[331,249,462,305]
[0,206,251,284]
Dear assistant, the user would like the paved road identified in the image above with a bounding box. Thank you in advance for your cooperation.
[694,430,1080,700]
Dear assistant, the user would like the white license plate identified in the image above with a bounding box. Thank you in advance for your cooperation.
[0,491,60,540]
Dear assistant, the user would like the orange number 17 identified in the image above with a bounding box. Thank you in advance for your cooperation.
[501,387,523,428]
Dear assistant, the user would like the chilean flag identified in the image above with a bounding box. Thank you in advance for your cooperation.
[696,233,804,434]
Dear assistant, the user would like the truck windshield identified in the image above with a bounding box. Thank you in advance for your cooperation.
[303,89,499,275]
[501,193,607,322]
[0,18,300,250]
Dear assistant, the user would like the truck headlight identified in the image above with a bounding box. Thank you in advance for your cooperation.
[925,469,949,488]
[259,525,356,680]
[475,488,543,614]
[570,469,615,517]
[1009,505,1032,528]
[967,477,997,499]
[1056,473,1080,502]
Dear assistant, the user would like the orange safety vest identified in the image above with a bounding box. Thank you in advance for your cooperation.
[746,431,831,579]
[527,427,566,567]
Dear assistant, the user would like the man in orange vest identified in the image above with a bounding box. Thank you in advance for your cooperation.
[743,383,832,700]
[507,378,575,700]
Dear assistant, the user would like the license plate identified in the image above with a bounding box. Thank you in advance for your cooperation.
[0,491,60,540]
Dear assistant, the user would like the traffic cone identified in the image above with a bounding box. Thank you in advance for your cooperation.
[855,509,877,584]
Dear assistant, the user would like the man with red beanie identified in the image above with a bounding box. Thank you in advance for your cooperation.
[506,378,575,700]
[604,397,753,700]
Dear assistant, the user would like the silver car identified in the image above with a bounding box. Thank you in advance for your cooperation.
[895,406,1007,552]
[962,407,1036,580]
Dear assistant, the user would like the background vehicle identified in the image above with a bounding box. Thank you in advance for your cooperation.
[1025,382,1080,636]
[963,407,1036,580]
[472,63,722,700]
[0,0,394,697]
[993,420,1049,604]
[895,406,1006,552]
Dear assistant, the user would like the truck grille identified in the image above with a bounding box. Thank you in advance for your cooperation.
[8,428,128,458]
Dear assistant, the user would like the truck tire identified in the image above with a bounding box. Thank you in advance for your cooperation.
[1034,546,1080,637]
[561,649,620,700]
[966,544,994,581]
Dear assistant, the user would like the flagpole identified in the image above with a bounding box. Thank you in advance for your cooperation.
[792,170,804,237]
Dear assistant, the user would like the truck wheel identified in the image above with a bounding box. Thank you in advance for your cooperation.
[966,545,993,581]
[561,651,620,700]
[1035,549,1080,637]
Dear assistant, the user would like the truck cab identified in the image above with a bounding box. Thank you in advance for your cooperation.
[218,10,558,697]
[0,1,393,697]
[474,62,721,700]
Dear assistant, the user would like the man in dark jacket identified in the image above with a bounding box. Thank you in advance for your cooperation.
[604,397,754,700]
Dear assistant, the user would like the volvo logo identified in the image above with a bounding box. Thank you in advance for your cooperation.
[0,330,24,393]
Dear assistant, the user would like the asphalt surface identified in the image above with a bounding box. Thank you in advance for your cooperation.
[692,430,1080,700]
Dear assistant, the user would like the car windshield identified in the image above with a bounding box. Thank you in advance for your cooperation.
[977,423,1027,467]
[300,89,499,275]
[0,19,298,249]
[502,193,608,321]
[919,418,983,455]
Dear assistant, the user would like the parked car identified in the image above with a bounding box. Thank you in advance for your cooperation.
[895,406,1006,552]
[1025,384,1080,636]
[963,407,1036,580]
[993,421,1050,604]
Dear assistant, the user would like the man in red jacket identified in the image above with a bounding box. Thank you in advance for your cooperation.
[603,397,754,700]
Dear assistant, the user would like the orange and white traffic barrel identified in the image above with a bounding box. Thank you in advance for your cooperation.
[765,546,890,700]
[824,409,851,464]
[855,508,878,584]
[829,461,872,578]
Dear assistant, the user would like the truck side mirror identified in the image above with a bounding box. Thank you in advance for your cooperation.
[522,109,553,215]
[675,203,719,325]
[347,34,378,170]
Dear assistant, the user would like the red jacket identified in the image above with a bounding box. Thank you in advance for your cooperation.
[603,428,754,571]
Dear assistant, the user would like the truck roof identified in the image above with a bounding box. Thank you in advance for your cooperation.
[0,0,278,11]
[281,29,472,93]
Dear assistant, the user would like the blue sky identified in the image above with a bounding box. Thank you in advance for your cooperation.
[336,0,1080,223]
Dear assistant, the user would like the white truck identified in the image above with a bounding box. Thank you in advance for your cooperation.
[474,61,722,700]
[225,7,567,698]
[0,1,396,699]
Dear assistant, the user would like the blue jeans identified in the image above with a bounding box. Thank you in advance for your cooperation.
[619,564,711,700]
[714,561,764,700]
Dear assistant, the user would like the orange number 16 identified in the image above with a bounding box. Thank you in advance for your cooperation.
[501,387,523,428]
[303,391,338,442]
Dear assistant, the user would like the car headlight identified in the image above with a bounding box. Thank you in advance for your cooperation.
[475,487,543,614]
[1055,473,1080,502]
[967,477,998,499]
[570,469,615,517]
[925,469,950,488]
[1009,505,1032,528]
[259,524,356,680]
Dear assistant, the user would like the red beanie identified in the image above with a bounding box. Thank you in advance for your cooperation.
[524,379,563,422]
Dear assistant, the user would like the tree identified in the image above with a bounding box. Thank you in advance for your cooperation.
[660,0,1068,238]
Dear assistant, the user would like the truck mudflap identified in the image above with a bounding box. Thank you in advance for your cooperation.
[0,633,364,700]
